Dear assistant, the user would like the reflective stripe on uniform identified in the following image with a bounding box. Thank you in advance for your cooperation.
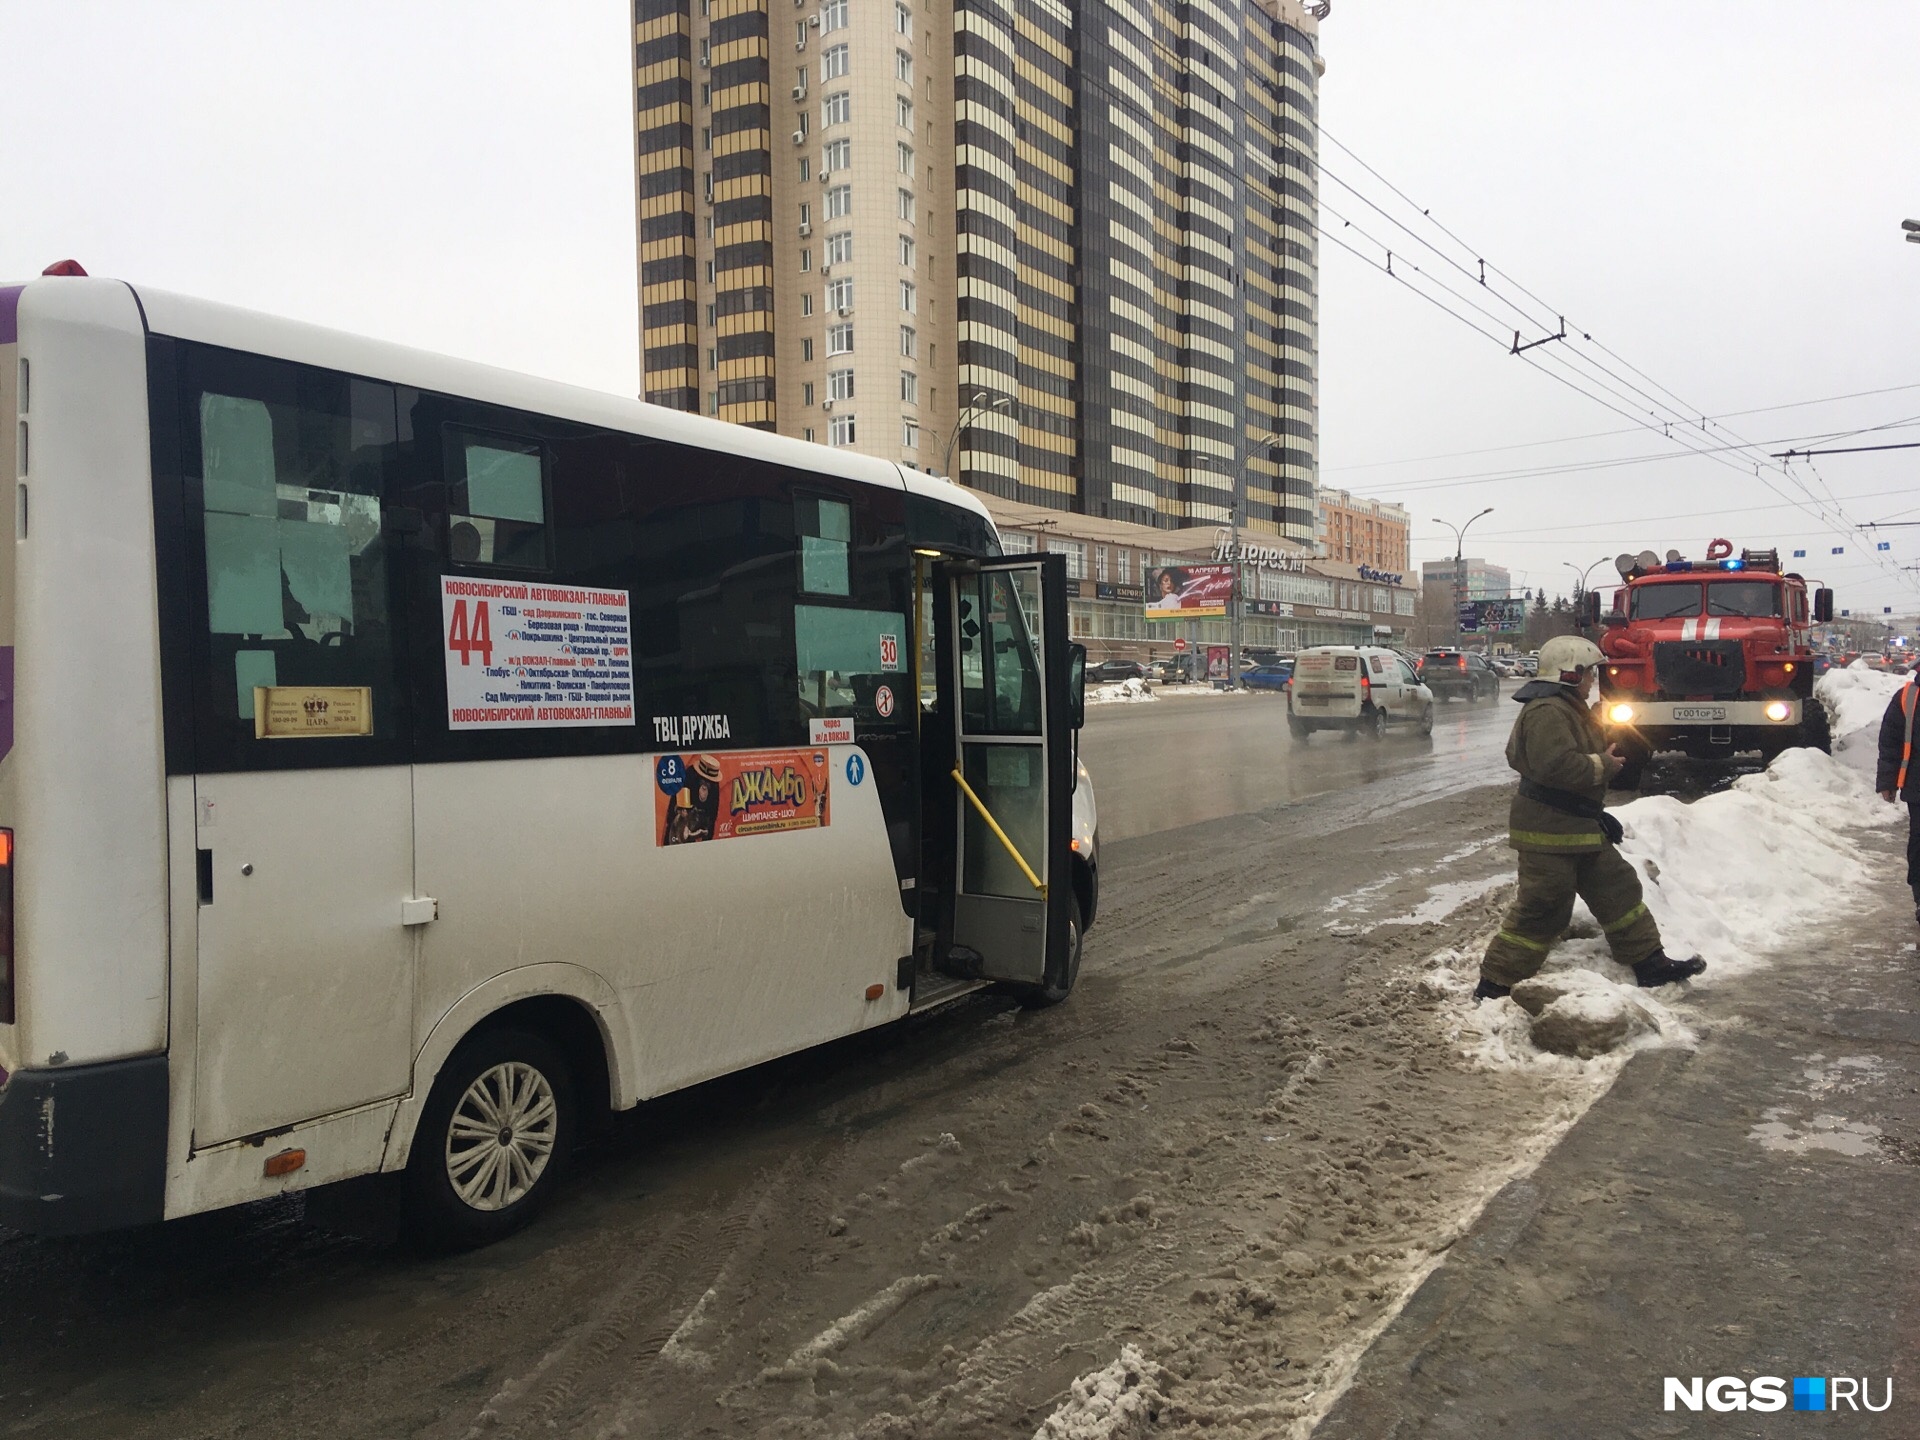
[1495,929,1551,953]
[1509,829,1607,847]
[1900,681,1917,794]
[1601,901,1649,933]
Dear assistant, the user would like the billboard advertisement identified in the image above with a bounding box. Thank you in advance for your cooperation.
[1144,563,1235,620]
[1458,598,1528,634]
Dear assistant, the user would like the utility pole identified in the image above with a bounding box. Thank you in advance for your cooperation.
[1434,508,1494,649]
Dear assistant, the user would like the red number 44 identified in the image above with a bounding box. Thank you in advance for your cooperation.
[447,599,494,666]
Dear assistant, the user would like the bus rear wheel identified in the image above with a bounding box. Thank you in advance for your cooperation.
[403,1027,576,1251]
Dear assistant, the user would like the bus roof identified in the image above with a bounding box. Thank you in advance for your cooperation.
[22,276,992,530]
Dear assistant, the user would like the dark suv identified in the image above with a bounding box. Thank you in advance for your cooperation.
[1420,649,1501,702]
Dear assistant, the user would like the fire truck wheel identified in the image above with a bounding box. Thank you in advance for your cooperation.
[1798,700,1832,754]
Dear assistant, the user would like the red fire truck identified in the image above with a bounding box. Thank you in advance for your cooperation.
[1591,540,1834,784]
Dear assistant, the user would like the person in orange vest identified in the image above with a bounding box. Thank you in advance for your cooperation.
[1878,671,1920,925]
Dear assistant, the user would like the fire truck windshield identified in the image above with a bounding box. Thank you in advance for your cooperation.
[1703,580,1782,618]
[1630,583,1702,620]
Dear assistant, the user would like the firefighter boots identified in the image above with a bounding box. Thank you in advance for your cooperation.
[1633,951,1706,988]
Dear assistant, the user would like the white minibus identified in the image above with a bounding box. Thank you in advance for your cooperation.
[0,271,1096,1246]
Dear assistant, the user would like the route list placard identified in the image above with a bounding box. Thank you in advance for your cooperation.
[442,577,635,730]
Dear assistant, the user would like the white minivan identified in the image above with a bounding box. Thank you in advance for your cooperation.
[1288,645,1434,740]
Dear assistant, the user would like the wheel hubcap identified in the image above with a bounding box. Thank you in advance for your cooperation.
[446,1061,557,1211]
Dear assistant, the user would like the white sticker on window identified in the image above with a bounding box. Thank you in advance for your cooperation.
[442,577,635,729]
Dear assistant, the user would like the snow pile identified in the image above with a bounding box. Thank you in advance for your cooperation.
[1816,659,1905,739]
[1432,745,1895,1069]
[1611,747,1897,978]
[1031,1346,1167,1440]
[1088,677,1155,705]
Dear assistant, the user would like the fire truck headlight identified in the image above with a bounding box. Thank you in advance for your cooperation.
[1764,701,1791,722]
[1608,703,1635,725]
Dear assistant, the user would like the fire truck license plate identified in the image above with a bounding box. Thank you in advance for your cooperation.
[1671,706,1727,722]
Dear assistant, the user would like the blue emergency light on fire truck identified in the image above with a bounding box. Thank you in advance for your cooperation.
[1587,539,1834,781]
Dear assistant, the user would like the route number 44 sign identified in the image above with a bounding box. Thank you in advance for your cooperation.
[441,577,636,729]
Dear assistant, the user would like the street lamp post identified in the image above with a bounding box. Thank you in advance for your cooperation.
[939,391,1014,481]
[1564,556,1608,629]
[1199,431,1282,687]
[1433,508,1495,649]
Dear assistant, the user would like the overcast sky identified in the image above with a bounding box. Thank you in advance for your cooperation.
[3,0,1916,614]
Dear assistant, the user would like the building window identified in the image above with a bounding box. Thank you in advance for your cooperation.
[1049,538,1087,580]
[897,188,915,222]
[799,157,810,182]
[801,294,814,316]
[701,126,712,150]
[899,324,916,358]
[705,303,716,326]
[829,413,856,446]
[902,419,919,449]
[704,260,715,283]
[705,214,715,237]
[1118,549,1133,583]
[708,390,718,415]
[1095,546,1110,583]
[823,43,849,80]
[701,81,710,104]
[795,111,809,138]
[824,90,851,126]
[894,48,912,82]
[899,280,916,313]
[823,0,848,28]
[802,337,814,361]
[800,247,812,272]
[828,367,855,400]
[900,369,918,403]
[823,137,850,171]
[799,201,811,227]
[796,20,808,47]
[826,276,853,311]
[826,183,852,219]
[803,381,816,406]
[895,95,913,128]
[827,322,854,354]
[898,234,915,267]
[896,142,914,176]
[707,347,716,372]
[826,230,853,265]
[895,1,911,33]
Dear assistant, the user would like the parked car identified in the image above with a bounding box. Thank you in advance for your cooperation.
[1289,645,1434,740]
[1242,662,1294,692]
[1420,648,1501,702]
[1151,657,1201,684]
[1514,655,1539,677]
[1088,659,1149,683]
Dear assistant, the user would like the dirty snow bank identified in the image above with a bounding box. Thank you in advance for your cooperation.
[1816,659,1905,739]
[1426,746,1897,1070]
[1089,677,1156,704]
[1613,746,1897,979]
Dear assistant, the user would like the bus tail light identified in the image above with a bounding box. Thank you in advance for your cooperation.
[0,828,13,1025]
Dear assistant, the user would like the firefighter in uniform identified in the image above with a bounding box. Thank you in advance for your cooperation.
[1474,635,1707,1002]
[1876,668,1920,925]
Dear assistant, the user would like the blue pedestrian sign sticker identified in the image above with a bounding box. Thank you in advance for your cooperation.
[845,754,866,786]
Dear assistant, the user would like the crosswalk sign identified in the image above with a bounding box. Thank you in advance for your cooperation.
[1792,548,1806,557]
[1832,546,1844,554]
[1877,541,1891,551]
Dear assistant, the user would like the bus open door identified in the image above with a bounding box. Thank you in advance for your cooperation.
[930,555,1082,998]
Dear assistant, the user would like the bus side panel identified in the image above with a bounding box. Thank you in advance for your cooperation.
[411,747,911,1104]
[14,280,170,1067]
[0,287,20,1075]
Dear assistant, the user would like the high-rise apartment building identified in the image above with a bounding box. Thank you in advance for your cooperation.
[632,0,1322,538]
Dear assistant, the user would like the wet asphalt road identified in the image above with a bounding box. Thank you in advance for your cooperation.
[1080,683,1516,842]
[0,682,1527,1439]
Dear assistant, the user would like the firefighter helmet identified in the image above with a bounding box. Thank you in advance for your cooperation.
[1538,635,1605,679]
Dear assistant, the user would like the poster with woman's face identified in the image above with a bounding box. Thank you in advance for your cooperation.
[1143,564,1234,618]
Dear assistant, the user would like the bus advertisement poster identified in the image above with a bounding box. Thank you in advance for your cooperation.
[441,577,635,728]
[656,749,833,846]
